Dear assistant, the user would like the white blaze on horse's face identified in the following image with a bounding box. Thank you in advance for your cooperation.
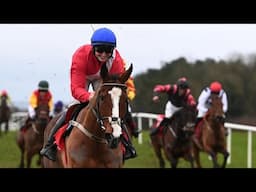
[108,87,122,138]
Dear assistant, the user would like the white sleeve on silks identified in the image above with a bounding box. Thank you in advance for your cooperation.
[197,89,210,114]
[221,91,228,113]
[28,105,36,118]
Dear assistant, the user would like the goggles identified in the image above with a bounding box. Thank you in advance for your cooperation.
[94,45,114,54]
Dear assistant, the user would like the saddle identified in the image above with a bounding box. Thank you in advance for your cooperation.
[54,102,88,150]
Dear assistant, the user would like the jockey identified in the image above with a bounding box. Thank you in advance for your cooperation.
[53,100,65,116]
[150,77,196,136]
[20,80,53,131]
[193,81,228,148]
[0,90,12,108]
[40,27,137,161]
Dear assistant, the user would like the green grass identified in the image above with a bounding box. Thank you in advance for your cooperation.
[0,130,255,168]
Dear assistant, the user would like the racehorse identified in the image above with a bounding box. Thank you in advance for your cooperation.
[193,94,229,168]
[42,63,133,168]
[16,104,50,168]
[150,105,197,168]
[0,95,11,135]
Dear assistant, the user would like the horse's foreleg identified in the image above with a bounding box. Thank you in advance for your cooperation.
[170,157,178,168]
[158,149,165,168]
[186,153,195,168]
[221,151,230,168]
[193,147,201,168]
[5,122,8,133]
[26,151,33,168]
[153,145,165,168]
[19,150,25,168]
[37,154,42,167]
[209,152,219,168]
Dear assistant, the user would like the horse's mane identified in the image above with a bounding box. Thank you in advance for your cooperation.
[170,104,197,135]
[173,104,196,121]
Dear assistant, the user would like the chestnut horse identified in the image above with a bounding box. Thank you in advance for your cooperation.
[150,105,197,168]
[16,104,50,168]
[0,96,11,135]
[193,94,229,168]
[42,63,132,168]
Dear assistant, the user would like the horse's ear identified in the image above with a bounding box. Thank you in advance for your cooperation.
[100,63,109,81]
[119,63,133,83]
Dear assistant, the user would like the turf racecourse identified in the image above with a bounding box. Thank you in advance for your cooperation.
[0,130,255,168]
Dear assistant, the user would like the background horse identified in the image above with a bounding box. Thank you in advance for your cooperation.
[16,104,50,168]
[149,114,165,168]
[150,105,197,168]
[193,94,229,168]
[42,63,133,168]
[0,96,11,135]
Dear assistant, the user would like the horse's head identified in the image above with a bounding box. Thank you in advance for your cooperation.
[90,63,132,148]
[173,105,197,140]
[208,94,226,125]
[35,104,50,130]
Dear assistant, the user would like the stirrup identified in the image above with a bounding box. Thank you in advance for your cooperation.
[40,144,57,161]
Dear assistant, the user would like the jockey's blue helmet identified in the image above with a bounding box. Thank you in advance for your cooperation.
[91,27,116,47]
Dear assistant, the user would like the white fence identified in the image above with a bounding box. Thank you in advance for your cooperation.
[132,112,256,168]
[8,112,27,131]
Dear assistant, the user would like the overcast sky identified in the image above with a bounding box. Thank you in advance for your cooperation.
[1,24,256,106]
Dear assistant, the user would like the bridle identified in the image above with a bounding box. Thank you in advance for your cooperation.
[70,82,128,144]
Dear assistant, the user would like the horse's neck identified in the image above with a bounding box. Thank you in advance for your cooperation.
[1,97,7,107]
[79,104,102,135]
[205,110,222,133]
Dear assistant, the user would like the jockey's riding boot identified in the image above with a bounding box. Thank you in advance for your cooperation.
[121,135,137,160]
[40,111,66,161]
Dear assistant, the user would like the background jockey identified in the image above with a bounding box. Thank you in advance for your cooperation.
[53,100,65,117]
[20,80,53,131]
[0,90,12,108]
[40,27,137,161]
[151,77,196,136]
[193,81,228,148]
